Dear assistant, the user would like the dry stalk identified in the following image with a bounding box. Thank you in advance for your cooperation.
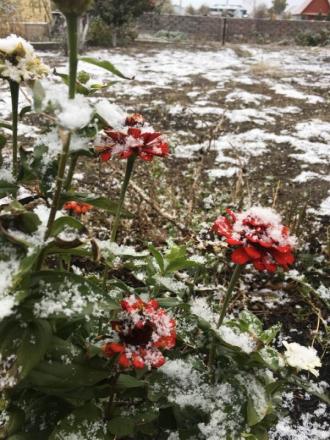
[187,112,226,216]
[272,180,281,209]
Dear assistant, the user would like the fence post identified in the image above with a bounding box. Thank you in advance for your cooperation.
[222,17,227,45]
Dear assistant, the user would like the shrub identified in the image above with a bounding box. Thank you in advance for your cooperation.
[88,17,138,46]
[295,29,330,46]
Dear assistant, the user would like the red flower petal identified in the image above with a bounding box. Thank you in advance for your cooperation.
[212,216,233,238]
[118,353,131,368]
[132,354,145,369]
[147,299,159,310]
[101,151,112,162]
[226,209,237,222]
[265,262,277,272]
[231,247,251,265]
[128,127,142,138]
[253,260,266,271]
[142,132,161,144]
[244,245,261,260]
[152,354,165,368]
[109,342,125,353]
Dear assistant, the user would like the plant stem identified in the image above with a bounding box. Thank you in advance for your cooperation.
[9,80,19,177]
[111,154,137,242]
[217,264,243,328]
[208,264,244,375]
[64,153,78,190]
[44,133,72,239]
[44,13,79,239]
[66,13,79,100]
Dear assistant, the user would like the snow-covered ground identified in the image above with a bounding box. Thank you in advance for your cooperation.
[0,42,329,439]
[18,43,327,217]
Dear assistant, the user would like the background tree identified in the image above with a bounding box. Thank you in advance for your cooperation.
[156,0,174,14]
[186,5,197,15]
[198,4,210,15]
[271,0,287,16]
[90,0,156,46]
[254,3,269,18]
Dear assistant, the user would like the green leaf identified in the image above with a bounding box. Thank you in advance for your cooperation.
[19,271,120,319]
[0,319,52,382]
[239,310,263,336]
[116,374,145,389]
[16,320,52,379]
[1,409,25,437]
[259,324,281,345]
[27,361,110,389]
[0,120,12,130]
[148,244,165,274]
[0,179,17,198]
[0,132,7,148]
[155,297,182,308]
[80,57,132,80]
[49,403,111,440]
[19,105,32,119]
[50,216,86,237]
[19,212,41,234]
[54,71,91,96]
[290,376,330,405]
[108,416,135,438]
[256,347,283,371]
[244,377,270,426]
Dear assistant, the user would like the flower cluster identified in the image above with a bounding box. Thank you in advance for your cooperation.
[102,295,176,369]
[64,201,92,215]
[95,111,169,162]
[0,35,49,83]
[213,206,296,272]
[283,341,321,377]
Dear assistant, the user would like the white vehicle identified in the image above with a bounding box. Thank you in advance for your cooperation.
[209,3,248,17]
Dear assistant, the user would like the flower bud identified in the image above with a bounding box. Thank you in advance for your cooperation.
[53,0,92,15]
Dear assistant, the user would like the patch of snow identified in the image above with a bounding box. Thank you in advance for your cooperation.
[226,90,271,105]
[292,171,330,183]
[218,325,257,353]
[271,84,323,104]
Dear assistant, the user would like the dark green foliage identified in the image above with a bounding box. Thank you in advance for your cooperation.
[295,29,330,46]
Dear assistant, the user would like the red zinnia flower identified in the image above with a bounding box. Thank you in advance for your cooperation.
[95,127,169,162]
[212,206,296,273]
[102,295,176,369]
[64,201,92,215]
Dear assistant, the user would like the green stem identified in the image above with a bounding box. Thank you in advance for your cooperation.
[44,13,79,240]
[208,264,244,375]
[64,154,78,191]
[111,154,137,242]
[9,80,19,177]
[66,13,79,99]
[217,264,244,328]
[44,133,72,239]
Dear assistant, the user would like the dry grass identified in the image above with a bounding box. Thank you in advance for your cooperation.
[249,61,285,78]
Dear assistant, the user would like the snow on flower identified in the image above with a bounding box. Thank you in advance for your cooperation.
[283,341,322,377]
[0,34,49,83]
[95,100,127,130]
[212,206,296,272]
[57,94,93,130]
[95,108,169,161]
[96,127,169,162]
[102,295,176,369]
